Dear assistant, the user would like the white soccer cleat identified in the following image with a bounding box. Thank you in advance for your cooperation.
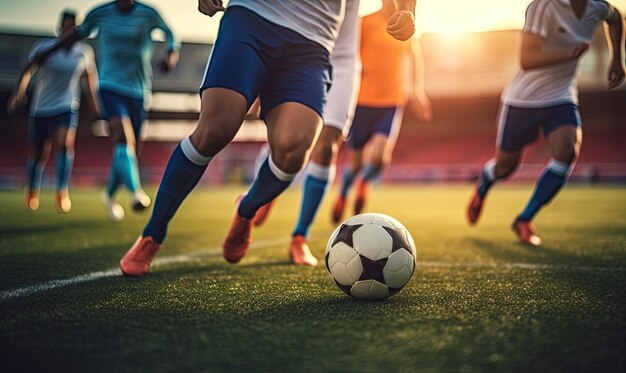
[101,191,125,222]
[131,190,151,212]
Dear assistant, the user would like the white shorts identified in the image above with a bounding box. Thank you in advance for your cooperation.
[323,0,361,135]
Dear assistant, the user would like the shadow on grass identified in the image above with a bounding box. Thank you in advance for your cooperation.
[467,237,610,267]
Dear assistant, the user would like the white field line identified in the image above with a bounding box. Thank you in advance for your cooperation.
[1,238,624,302]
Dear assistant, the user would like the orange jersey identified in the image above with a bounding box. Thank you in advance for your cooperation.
[357,11,411,107]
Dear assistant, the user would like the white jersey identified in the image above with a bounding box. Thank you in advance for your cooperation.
[28,39,95,117]
[501,0,612,108]
[228,0,345,52]
[324,0,361,132]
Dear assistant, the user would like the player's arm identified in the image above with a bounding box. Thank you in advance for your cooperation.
[198,0,225,17]
[519,32,589,70]
[154,11,180,73]
[83,47,101,116]
[6,63,37,114]
[603,5,625,89]
[387,0,416,41]
[406,39,432,122]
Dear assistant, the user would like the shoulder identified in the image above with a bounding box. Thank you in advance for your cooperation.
[86,1,115,17]
[136,2,160,17]
[31,38,55,53]
[525,0,557,19]
[589,0,612,14]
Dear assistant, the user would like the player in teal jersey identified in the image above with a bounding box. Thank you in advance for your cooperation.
[30,0,180,222]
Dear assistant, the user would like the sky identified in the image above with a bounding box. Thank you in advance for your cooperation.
[1,0,626,42]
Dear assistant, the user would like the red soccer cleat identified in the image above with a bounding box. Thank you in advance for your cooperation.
[253,199,276,227]
[512,219,542,246]
[222,194,253,264]
[26,190,40,212]
[56,190,72,214]
[289,235,318,266]
[120,236,161,276]
[332,195,346,224]
[354,179,369,215]
[467,186,486,226]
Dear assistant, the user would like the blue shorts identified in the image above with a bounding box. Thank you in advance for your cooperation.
[200,6,332,119]
[346,106,400,150]
[29,112,77,147]
[497,103,581,152]
[99,89,145,140]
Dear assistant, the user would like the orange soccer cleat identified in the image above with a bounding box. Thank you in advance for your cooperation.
[253,199,276,227]
[120,236,161,276]
[354,179,369,215]
[467,187,486,226]
[332,195,346,224]
[288,235,318,266]
[222,194,253,264]
[26,190,40,212]
[512,219,542,246]
[56,190,72,214]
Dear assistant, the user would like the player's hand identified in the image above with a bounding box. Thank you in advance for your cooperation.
[607,61,625,89]
[198,0,225,17]
[6,92,26,115]
[570,42,590,59]
[386,10,415,41]
[407,93,433,123]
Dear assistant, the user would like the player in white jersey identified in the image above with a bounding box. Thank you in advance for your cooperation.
[251,0,362,266]
[467,0,625,245]
[7,11,99,214]
[119,0,417,276]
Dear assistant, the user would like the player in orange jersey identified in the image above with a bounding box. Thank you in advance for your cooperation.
[332,0,431,223]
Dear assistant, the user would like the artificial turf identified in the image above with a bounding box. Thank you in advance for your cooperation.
[1,185,625,372]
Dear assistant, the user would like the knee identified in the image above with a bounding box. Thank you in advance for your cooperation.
[311,137,339,165]
[495,160,519,179]
[554,143,579,164]
[191,113,243,156]
[271,146,308,174]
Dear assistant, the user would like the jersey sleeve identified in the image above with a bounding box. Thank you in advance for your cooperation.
[598,1,614,22]
[80,43,97,74]
[151,9,180,52]
[27,40,48,63]
[75,7,100,38]
[522,0,550,38]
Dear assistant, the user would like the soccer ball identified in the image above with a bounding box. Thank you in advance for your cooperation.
[325,213,416,300]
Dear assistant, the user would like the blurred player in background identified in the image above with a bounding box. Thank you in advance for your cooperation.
[332,0,432,224]
[252,0,362,266]
[30,0,179,222]
[119,0,417,276]
[7,10,98,214]
[467,0,624,245]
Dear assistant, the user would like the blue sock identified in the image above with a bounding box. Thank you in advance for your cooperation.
[113,144,141,193]
[293,162,334,238]
[239,155,295,220]
[340,169,356,198]
[517,159,571,222]
[143,138,211,244]
[55,148,74,191]
[362,164,382,182]
[477,159,497,198]
[105,163,122,197]
[26,158,45,192]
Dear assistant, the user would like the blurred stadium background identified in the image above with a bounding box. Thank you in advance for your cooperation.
[1,0,625,190]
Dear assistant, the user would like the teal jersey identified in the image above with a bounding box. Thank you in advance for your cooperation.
[76,1,179,99]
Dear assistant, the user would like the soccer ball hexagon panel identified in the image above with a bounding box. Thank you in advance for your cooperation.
[325,213,416,300]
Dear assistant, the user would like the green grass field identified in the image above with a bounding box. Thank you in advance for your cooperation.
[1,185,625,372]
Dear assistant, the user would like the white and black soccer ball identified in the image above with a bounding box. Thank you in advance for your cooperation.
[325,213,416,300]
